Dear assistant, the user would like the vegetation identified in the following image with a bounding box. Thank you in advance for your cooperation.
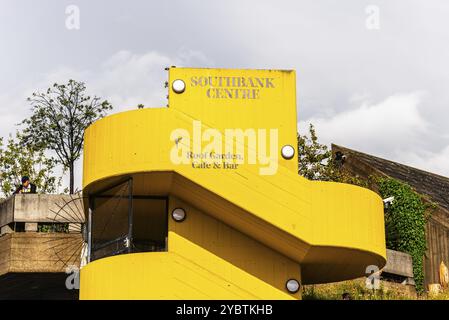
[376,177,431,293]
[298,123,436,296]
[20,80,112,194]
[37,222,69,233]
[0,133,60,198]
[297,124,332,181]
[297,123,366,186]
[303,280,449,300]
[303,280,414,300]
[426,289,449,300]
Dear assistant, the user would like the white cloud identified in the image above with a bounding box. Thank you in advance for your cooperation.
[1,1,449,189]
[299,92,428,156]
[0,48,212,135]
[0,48,213,191]
[38,48,214,113]
[396,146,449,177]
[299,91,449,177]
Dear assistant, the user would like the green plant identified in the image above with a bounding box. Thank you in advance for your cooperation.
[376,177,429,293]
[298,124,332,181]
[425,288,449,300]
[21,80,112,193]
[297,124,433,294]
[297,124,366,187]
[0,133,61,198]
[302,279,414,300]
[37,223,69,233]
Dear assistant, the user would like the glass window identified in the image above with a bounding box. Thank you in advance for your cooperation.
[91,180,131,261]
[89,178,168,262]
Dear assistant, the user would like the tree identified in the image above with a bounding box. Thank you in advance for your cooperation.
[0,133,60,198]
[21,80,112,194]
[298,123,335,181]
[297,123,366,186]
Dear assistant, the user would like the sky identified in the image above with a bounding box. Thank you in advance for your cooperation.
[1,0,449,190]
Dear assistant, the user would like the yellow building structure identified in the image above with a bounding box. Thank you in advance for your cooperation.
[79,67,386,300]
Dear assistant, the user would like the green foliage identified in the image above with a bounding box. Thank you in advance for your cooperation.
[303,280,415,300]
[298,124,433,294]
[376,177,428,293]
[303,280,449,300]
[0,133,60,198]
[297,123,366,187]
[20,79,112,193]
[37,223,69,233]
[298,124,332,180]
[426,288,449,300]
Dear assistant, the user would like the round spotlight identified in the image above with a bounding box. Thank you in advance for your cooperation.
[172,79,186,94]
[281,145,295,160]
[286,279,300,293]
[171,208,186,222]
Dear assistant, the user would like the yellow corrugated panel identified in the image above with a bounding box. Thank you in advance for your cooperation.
[80,68,386,299]
[80,235,297,300]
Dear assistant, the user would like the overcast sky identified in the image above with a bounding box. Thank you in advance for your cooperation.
[1,1,449,190]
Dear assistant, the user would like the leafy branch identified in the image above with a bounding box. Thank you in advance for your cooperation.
[20,80,112,193]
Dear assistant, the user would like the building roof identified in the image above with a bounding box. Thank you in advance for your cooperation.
[332,144,449,212]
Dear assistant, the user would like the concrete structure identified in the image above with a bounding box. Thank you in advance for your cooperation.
[0,194,84,299]
[383,249,415,285]
[1,194,84,234]
[80,68,387,300]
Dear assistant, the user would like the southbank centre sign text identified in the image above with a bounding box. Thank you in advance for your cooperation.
[190,76,276,99]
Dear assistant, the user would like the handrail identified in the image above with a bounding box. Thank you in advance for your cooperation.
[92,235,128,251]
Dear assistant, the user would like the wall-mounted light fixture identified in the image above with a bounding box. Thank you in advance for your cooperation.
[281,145,295,160]
[172,79,186,94]
[171,208,186,222]
[286,279,300,293]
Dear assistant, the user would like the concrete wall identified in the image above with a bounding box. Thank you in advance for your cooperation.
[0,194,85,228]
[383,249,414,278]
[0,197,14,228]
[0,232,83,276]
[0,195,85,299]
[0,233,12,276]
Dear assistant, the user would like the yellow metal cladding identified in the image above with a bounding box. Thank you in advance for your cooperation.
[168,68,298,173]
[80,196,300,300]
[80,67,386,299]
